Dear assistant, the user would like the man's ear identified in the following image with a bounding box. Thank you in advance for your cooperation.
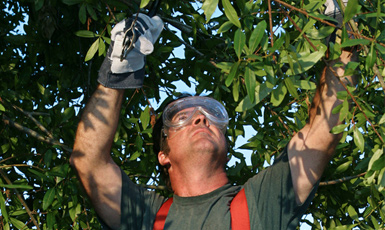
[158,151,170,167]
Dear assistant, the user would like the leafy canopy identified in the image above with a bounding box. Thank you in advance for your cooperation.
[1,0,385,229]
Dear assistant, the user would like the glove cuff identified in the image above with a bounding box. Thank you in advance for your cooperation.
[98,57,145,89]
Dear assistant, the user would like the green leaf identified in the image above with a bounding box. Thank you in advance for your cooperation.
[339,99,349,121]
[347,205,359,221]
[216,62,232,73]
[234,28,246,59]
[75,30,98,38]
[79,4,87,24]
[236,81,273,112]
[284,77,299,99]
[232,79,240,102]
[43,187,56,210]
[99,37,106,56]
[10,218,26,230]
[371,156,385,171]
[0,192,9,222]
[353,127,364,152]
[1,143,10,153]
[249,20,266,53]
[140,106,150,130]
[245,66,256,103]
[140,0,151,8]
[130,151,141,161]
[0,103,5,111]
[225,61,240,87]
[85,38,100,61]
[47,212,55,229]
[44,149,53,168]
[86,5,97,20]
[202,0,219,22]
[331,124,349,134]
[335,160,351,173]
[341,39,370,48]
[37,82,45,95]
[0,184,33,190]
[378,113,385,124]
[35,0,44,11]
[378,168,385,191]
[62,0,83,5]
[292,80,316,90]
[368,148,383,171]
[62,107,75,123]
[375,43,385,55]
[270,83,287,106]
[366,43,376,70]
[343,0,361,24]
[285,47,326,75]
[69,202,81,221]
[222,0,241,28]
[217,21,234,34]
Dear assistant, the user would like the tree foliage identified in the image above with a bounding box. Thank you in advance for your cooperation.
[1,0,385,229]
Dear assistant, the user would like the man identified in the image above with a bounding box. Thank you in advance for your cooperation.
[71,1,357,229]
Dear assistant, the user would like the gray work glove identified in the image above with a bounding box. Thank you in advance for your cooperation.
[98,13,163,89]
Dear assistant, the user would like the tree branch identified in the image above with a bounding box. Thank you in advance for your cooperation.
[2,115,73,153]
[326,64,385,144]
[0,169,41,230]
[281,8,318,51]
[268,0,274,47]
[320,172,367,186]
[12,105,54,139]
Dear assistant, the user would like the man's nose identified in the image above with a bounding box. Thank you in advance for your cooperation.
[192,113,210,127]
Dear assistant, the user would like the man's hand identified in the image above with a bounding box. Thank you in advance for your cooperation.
[98,13,163,89]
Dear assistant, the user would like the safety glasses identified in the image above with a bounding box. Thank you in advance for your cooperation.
[162,96,228,134]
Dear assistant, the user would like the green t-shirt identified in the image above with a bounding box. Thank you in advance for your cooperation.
[109,147,317,230]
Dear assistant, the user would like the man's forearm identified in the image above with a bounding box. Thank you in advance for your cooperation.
[71,84,124,168]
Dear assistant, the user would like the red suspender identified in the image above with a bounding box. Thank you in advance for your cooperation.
[153,188,249,230]
[230,188,250,230]
[153,197,173,230]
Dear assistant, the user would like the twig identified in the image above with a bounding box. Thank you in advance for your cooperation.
[268,0,274,47]
[0,164,44,171]
[320,172,367,186]
[2,115,73,152]
[281,9,318,51]
[105,3,117,22]
[164,26,204,57]
[326,64,384,143]
[0,169,41,230]
[12,105,54,139]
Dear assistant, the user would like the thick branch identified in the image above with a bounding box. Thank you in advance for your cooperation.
[2,115,73,153]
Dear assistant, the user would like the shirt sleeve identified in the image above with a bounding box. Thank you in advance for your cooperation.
[119,169,166,230]
[243,146,319,230]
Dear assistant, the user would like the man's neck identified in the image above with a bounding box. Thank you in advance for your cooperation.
[169,167,229,197]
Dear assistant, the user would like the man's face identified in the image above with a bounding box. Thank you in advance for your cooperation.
[159,97,228,168]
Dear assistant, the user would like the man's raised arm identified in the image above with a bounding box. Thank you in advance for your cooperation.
[288,0,358,205]
[70,14,163,229]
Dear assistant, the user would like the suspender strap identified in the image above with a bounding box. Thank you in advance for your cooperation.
[230,188,250,230]
[153,188,249,230]
[153,197,173,230]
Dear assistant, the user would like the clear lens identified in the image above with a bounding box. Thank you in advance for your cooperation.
[162,96,228,133]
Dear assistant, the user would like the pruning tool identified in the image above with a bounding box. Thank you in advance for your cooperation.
[120,0,162,61]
